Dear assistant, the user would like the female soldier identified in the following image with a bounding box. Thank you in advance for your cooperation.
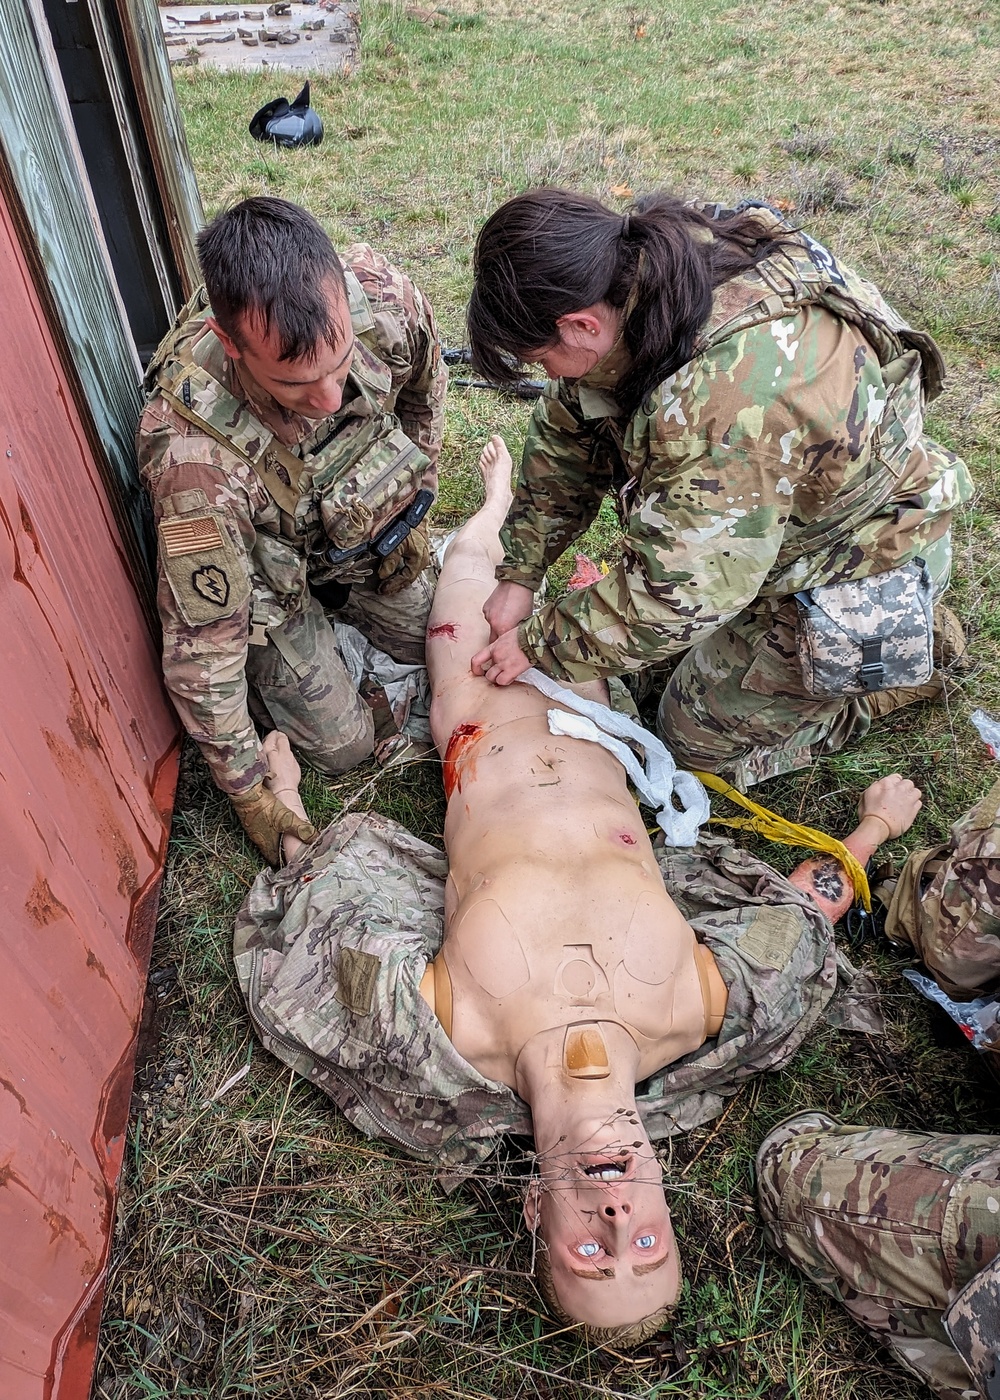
[467,188,972,788]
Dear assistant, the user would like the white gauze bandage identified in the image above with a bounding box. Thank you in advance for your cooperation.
[516,668,709,846]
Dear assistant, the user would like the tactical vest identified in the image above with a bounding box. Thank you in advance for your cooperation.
[144,266,430,580]
[693,208,946,561]
[697,204,944,400]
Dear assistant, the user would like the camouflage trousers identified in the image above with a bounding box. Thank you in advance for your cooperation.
[657,535,952,790]
[245,567,435,777]
[757,1111,1000,1400]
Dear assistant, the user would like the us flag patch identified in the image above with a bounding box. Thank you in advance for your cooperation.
[160,515,225,557]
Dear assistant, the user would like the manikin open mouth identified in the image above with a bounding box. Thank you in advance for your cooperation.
[582,1157,631,1182]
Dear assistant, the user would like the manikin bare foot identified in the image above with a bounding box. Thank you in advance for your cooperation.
[477,434,515,519]
[789,774,922,923]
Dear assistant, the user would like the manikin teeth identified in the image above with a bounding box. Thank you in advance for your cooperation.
[584,1162,626,1180]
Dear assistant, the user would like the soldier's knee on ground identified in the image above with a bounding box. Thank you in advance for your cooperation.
[757,1114,1000,1400]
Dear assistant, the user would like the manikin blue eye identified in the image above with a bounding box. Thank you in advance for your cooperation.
[576,1241,600,1257]
[636,1234,657,1250]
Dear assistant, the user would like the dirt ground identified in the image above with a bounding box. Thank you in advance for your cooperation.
[160,1,359,74]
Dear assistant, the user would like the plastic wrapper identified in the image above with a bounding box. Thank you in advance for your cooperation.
[903,969,1000,1051]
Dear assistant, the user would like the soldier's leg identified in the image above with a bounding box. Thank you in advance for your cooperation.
[336,564,437,665]
[245,594,374,774]
[656,601,870,788]
[756,1111,1000,1400]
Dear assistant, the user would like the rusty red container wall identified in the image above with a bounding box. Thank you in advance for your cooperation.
[0,193,180,1396]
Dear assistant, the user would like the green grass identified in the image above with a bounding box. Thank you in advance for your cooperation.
[95,0,1000,1395]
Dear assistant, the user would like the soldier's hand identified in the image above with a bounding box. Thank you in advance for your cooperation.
[471,627,532,685]
[377,519,432,596]
[483,581,534,641]
[230,780,318,866]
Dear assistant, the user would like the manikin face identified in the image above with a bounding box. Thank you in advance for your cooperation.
[526,1124,682,1329]
[210,278,355,420]
[525,302,621,381]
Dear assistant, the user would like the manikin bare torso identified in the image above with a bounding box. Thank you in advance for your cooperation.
[425,688,724,1087]
[419,451,727,1092]
[264,436,921,1333]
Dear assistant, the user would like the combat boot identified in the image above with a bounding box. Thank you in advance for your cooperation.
[932,601,971,672]
[866,603,969,718]
[865,674,944,718]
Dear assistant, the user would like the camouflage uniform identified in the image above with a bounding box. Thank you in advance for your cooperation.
[233,814,877,1184]
[497,212,973,787]
[138,245,446,796]
[757,1112,1000,1400]
[886,776,1000,999]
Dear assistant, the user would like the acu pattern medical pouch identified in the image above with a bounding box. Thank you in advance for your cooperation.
[794,557,934,699]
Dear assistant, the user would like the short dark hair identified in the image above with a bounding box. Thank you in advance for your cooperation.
[196,196,348,362]
[468,186,792,417]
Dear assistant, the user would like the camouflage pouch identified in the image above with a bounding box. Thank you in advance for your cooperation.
[944,1255,1000,1399]
[794,557,934,699]
[886,777,1000,997]
[308,419,429,555]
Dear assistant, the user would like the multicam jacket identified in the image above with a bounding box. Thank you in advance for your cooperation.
[887,775,1000,999]
[497,214,973,683]
[233,812,878,1184]
[138,245,446,794]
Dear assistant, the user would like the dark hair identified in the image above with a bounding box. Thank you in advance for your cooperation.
[196,196,348,362]
[468,187,793,416]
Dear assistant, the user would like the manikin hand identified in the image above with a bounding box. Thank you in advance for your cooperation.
[483,581,534,642]
[471,627,533,685]
[262,729,302,798]
[230,731,317,866]
[856,774,923,843]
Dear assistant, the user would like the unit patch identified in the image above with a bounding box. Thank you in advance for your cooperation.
[158,498,250,626]
[192,565,231,607]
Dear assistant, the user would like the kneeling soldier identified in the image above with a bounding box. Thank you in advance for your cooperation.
[138,196,446,862]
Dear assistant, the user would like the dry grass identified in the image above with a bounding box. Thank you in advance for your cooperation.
[95,0,1000,1395]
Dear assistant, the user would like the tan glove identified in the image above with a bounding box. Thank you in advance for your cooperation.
[377,518,432,596]
[230,782,317,866]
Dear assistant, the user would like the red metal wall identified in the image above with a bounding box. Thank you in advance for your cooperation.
[0,192,180,1397]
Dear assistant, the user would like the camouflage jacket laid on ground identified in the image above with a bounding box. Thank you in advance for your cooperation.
[138,245,446,794]
[887,775,1000,999]
[496,210,973,683]
[233,812,879,1186]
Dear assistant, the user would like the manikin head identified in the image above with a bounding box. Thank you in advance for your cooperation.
[525,1116,682,1341]
[196,196,354,420]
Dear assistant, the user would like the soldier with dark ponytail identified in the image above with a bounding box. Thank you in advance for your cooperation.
[469,188,790,419]
[468,185,972,790]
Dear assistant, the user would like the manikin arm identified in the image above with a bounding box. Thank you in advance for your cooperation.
[788,774,922,923]
[261,730,311,864]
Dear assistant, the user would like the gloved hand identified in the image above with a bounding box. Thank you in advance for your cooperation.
[377,518,432,596]
[230,781,317,865]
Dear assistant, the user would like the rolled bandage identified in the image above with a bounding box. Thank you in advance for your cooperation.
[517,668,709,846]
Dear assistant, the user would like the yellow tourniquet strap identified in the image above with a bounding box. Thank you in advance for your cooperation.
[691,770,872,913]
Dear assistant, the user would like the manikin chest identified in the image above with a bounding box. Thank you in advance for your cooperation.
[440,880,713,1077]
